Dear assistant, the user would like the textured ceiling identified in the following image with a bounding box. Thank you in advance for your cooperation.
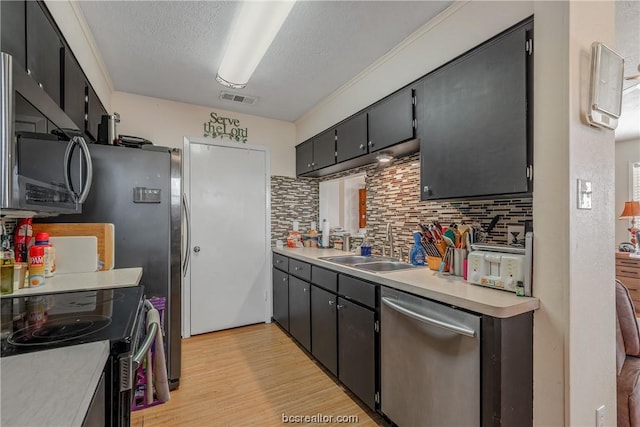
[78,1,638,139]
[78,0,453,122]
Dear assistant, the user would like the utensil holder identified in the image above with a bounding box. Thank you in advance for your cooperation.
[427,255,448,271]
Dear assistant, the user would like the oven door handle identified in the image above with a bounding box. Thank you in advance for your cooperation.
[132,321,158,370]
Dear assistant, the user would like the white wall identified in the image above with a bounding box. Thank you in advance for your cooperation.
[111,92,296,177]
[296,1,618,425]
[616,139,640,244]
[44,0,113,110]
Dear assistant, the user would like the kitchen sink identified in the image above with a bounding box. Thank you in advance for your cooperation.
[319,255,422,272]
[319,255,397,264]
[354,261,420,272]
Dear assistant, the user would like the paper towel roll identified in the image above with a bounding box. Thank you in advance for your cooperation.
[321,219,330,247]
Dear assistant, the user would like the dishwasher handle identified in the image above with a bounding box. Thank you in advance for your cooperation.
[382,297,476,338]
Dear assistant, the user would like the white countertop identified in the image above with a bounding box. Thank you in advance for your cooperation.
[273,247,539,318]
[2,267,143,298]
[1,340,110,427]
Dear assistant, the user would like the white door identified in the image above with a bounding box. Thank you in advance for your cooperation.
[188,141,269,335]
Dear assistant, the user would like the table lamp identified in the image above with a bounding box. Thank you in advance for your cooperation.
[619,201,640,248]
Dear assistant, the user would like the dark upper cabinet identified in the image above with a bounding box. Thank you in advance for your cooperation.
[288,276,311,352]
[336,113,368,163]
[272,267,289,331]
[296,130,336,176]
[311,285,337,376]
[338,297,376,410]
[296,140,314,176]
[418,20,532,201]
[312,129,336,170]
[1,0,26,70]
[86,85,104,142]
[63,53,87,131]
[26,1,62,107]
[367,87,414,153]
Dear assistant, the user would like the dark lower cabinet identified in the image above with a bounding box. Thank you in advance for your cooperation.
[1,0,26,70]
[272,267,289,331]
[288,276,311,352]
[311,285,337,376]
[26,1,62,106]
[338,297,376,410]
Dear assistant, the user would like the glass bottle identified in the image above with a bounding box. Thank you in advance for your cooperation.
[1,235,15,295]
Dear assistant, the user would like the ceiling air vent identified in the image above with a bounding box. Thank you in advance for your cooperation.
[219,91,258,105]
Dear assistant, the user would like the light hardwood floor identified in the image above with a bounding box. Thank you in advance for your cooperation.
[132,323,385,426]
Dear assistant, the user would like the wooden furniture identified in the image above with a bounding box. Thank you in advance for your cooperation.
[616,253,640,313]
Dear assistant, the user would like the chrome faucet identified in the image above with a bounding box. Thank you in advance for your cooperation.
[386,223,394,259]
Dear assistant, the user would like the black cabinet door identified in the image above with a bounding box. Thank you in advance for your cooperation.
[418,22,530,200]
[63,53,87,131]
[296,140,314,176]
[86,86,103,142]
[312,129,336,170]
[26,1,62,106]
[289,276,311,351]
[311,285,337,376]
[338,297,376,410]
[336,113,368,163]
[1,0,26,70]
[367,87,414,153]
[273,267,289,331]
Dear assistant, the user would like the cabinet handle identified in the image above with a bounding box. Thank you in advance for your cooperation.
[38,82,43,89]
[423,185,430,193]
[328,300,335,306]
[307,163,311,168]
[336,304,344,310]
[276,259,281,264]
[303,288,308,292]
[311,162,315,166]
[368,141,373,147]
[282,277,287,282]
[294,266,300,271]
[27,68,31,76]
[359,143,365,150]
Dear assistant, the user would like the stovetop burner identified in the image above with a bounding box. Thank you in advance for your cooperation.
[8,315,112,347]
[0,286,145,358]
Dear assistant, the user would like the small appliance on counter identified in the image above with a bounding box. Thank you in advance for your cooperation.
[467,232,533,296]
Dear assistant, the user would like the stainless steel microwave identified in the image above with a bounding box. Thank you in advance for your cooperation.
[1,52,92,216]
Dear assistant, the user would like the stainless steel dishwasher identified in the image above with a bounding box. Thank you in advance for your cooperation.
[381,287,481,426]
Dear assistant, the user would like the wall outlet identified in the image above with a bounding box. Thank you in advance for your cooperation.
[596,405,605,427]
[507,226,525,245]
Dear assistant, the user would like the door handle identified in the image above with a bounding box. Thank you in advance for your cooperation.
[182,193,191,277]
[63,136,93,204]
[193,246,200,253]
[381,297,476,338]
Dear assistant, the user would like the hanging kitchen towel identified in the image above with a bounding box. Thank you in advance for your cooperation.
[147,308,171,403]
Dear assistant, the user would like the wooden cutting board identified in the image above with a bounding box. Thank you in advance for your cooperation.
[32,223,114,271]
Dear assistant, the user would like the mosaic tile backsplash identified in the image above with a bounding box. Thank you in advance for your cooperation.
[270,152,532,255]
[270,176,319,243]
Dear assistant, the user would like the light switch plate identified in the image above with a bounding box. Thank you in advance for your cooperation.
[577,179,592,210]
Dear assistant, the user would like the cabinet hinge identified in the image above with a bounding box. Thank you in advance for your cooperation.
[412,96,416,106]
[525,38,533,55]
[412,119,417,129]
[374,392,380,404]
[334,151,338,158]
[374,320,379,333]
[526,165,533,180]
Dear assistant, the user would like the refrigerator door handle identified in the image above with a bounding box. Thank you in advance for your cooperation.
[182,192,191,276]
[76,136,93,204]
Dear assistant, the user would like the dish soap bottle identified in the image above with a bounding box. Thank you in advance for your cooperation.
[410,231,426,266]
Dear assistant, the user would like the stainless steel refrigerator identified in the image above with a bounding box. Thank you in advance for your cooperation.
[51,143,182,389]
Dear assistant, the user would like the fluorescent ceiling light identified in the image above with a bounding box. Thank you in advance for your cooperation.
[216,1,296,89]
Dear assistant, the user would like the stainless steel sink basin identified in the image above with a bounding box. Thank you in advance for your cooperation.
[319,255,421,272]
[354,261,420,272]
[319,255,397,264]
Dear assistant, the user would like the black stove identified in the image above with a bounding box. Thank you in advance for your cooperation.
[1,286,145,358]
